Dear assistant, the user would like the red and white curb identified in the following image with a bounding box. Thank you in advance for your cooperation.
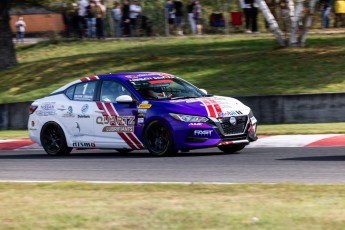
[1,134,345,151]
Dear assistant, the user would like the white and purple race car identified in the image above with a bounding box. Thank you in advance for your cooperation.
[28,72,257,156]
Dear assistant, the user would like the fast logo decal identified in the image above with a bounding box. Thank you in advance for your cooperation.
[80,76,99,82]
[194,130,213,136]
[96,102,144,150]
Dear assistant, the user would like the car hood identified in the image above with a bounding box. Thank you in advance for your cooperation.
[150,96,250,118]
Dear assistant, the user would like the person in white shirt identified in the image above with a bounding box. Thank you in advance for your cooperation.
[112,1,122,37]
[15,17,26,43]
[240,0,259,33]
[129,0,142,36]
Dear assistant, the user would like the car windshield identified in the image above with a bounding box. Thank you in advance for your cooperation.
[128,77,207,100]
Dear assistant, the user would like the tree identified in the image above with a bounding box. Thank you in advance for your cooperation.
[0,0,17,69]
[258,0,318,47]
[0,0,71,70]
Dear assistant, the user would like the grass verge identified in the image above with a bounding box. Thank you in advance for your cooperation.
[1,122,345,139]
[1,34,345,103]
[0,182,345,229]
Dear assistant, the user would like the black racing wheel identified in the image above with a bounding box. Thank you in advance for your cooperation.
[40,122,72,156]
[143,120,177,156]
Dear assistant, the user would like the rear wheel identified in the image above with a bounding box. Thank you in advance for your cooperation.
[143,120,177,156]
[40,122,72,156]
[218,144,246,154]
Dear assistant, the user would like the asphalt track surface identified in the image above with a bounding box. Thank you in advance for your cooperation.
[1,147,345,184]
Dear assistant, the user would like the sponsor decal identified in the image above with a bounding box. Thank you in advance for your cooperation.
[37,102,56,116]
[36,110,56,116]
[81,104,89,114]
[137,118,144,124]
[102,126,134,132]
[72,142,96,148]
[31,121,35,127]
[40,102,55,110]
[96,102,144,149]
[96,116,135,125]
[62,106,75,117]
[78,115,90,118]
[194,130,213,136]
[138,113,144,117]
[75,122,81,133]
[138,109,147,114]
[218,111,242,117]
[188,122,203,126]
[141,101,149,104]
[138,104,152,109]
[250,116,257,124]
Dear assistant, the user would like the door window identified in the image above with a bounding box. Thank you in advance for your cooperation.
[100,80,132,103]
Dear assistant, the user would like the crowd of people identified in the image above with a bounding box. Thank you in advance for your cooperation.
[61,0,205,39]
[14,0,345,42]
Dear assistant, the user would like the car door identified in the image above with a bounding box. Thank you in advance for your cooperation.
[59,80,98,147]
[94,80,144,149]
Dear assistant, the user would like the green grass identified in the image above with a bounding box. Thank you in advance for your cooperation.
[1,34,345,103]
[1,182,345,229]
[1,122,345,139]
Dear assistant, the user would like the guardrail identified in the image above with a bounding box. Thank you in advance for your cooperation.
[1,92,345,130]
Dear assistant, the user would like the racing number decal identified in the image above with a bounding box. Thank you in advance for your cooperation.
[96,102,144,149]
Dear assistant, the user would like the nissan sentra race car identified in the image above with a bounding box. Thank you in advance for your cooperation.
[28,72,258,156]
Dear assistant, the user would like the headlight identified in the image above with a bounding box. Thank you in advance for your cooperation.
[169,113,209,122]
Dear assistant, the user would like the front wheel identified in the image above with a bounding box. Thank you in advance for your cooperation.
[40,122,72,156]
[143,120,177,156]
[218,144,246,154]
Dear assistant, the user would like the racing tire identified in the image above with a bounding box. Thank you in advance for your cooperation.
[218,144,246,154]
[143,120,178,156]
[40,122,72,156]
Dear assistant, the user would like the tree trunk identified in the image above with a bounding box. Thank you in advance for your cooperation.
[257,0,286,47]
[0,0,17,70]
[299,0,317,47]
[287,0,297,45]
[290,0,305,46]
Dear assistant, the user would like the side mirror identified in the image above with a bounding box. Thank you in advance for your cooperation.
[116,95,133,103]
[200,89,208,95]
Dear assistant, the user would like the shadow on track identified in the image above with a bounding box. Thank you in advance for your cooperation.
[0,148,240,159]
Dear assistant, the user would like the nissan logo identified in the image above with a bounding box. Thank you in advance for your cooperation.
[229,117,237,125]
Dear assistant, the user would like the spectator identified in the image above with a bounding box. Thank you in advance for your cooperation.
[85,0,96,38]
[320,0,332,28]
[187,0,196,34]
[94,0,106,39]
[78,0,88,38]
[240,0,259,33]
[122,0,131,36]
[193,0,203,35]
[165,0,175,35]
[129,0,142,37]
[334,0,345,27]
[112,1,122,37]
[15,16,26,43]
[174,0,184,35]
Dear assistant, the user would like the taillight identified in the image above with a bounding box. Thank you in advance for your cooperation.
[29,105,38,114]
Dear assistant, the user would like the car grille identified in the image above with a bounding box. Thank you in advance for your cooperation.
[218,116,248,135]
